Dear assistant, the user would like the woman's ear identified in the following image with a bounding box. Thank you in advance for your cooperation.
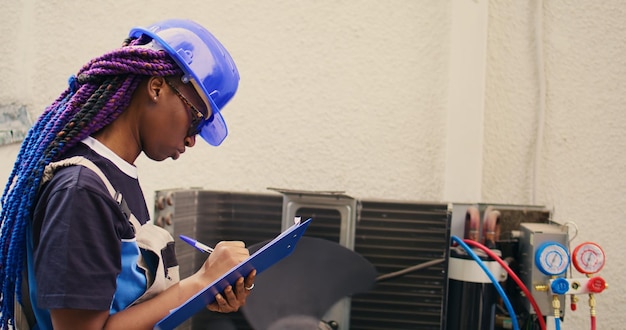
[147,76,166,101]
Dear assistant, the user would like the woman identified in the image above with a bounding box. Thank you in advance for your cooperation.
[0,19,255,329]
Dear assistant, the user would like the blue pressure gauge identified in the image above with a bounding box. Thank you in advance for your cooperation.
[535,242,570,275]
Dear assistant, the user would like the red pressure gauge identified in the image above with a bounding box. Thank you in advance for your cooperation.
[572,242,606,274]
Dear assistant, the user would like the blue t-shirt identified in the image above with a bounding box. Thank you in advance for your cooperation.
[29,137,151,328]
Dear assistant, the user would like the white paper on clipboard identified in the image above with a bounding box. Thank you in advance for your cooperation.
[155,218,312,330]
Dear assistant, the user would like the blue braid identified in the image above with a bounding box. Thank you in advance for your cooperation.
[0,92,73,329]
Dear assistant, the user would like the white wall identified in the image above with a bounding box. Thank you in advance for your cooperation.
[0,1,623,328]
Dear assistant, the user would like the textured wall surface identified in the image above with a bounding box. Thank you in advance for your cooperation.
[0,1,623,328]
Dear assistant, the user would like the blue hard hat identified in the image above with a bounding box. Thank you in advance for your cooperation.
[129,19,240,146]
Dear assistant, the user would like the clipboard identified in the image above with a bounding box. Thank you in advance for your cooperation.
[155,218,312,330]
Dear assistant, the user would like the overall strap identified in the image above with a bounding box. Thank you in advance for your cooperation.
[42,156,115,196]
[41,156,133,221]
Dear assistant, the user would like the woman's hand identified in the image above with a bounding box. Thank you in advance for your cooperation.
[199,241,256,312]
[207,270,257,313]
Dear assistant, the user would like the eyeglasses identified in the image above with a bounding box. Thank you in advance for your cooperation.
[164,79,207,137]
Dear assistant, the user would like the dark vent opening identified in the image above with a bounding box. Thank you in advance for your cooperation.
[296,207,342,243]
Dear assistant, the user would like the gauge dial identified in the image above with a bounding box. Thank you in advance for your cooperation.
[535,242,570,275]
[572,242,605,274]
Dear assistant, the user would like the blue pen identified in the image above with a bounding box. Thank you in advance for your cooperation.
[179,235,214,253]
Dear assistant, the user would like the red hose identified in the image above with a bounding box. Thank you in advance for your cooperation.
[591,315,596,330]
[463,239,547,330]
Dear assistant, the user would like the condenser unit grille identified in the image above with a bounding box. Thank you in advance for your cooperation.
[196,191,283,243]
[155,190,451,330]
[350,200,451,330]
[193,191,283,330]
[156,190,283,330]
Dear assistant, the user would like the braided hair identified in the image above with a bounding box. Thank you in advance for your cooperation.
[0,35,183,329]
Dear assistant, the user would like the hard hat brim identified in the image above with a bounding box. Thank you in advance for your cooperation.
[197,95,228,146]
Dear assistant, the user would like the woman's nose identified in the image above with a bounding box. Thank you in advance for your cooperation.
[184,135,197,147]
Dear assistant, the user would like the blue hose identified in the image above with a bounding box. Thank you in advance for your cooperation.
[555,316,561,330]
[451,236,520,330]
